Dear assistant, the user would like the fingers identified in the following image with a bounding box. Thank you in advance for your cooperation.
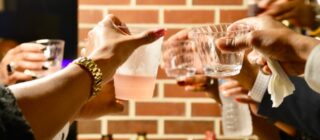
[99,14,123,28]
[219,80,257,104]
[17,43,46,53]
[118,28,165,52]
[161,40,196,69]
[185,86,206,92]
[261,1,294,17]
[215,36,250,52]
[247,50,272,75]
[177,75,208,86]
[7,71,35,84]
[274,10,295,21]
[166,28,190,41]
[235,96,258,104]
[14,61,47,71]
[258,0,277,9]
[20,52,47,62]
[247,50,265,66]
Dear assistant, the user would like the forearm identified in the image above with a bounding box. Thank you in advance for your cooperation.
[290,33,320,61]
[9,64,92,139]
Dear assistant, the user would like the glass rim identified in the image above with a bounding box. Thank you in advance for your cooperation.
[189,23,252,36]
[34,39,65,44]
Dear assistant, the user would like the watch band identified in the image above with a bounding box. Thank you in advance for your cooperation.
[74,57,103,98]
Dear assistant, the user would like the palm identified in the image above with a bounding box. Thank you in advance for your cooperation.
[77,81,123,119]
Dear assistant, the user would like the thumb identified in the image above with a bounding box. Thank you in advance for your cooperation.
[119,28,165,51]
[215,34,251,52]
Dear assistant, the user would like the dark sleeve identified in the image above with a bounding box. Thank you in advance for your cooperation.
[258,77,320,139]
[0,85,35,140]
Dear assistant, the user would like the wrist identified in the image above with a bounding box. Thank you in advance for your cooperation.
[289,33,319,61]
[74,57,103,98]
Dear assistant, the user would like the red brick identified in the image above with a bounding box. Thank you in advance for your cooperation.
[79,0,130,5]
[78,120,101,134]
[165,120,214,134]
[164,84,208,98]
[79,28,91,41]
[109,10,158,24]
[136,102,185,116]
[193,0,243,5]
[192,103,221,117]
[220,10,248,23]
[137,0,186,5]
[165,10,214,24]
[108,120,157,134]
[79,10,103,23]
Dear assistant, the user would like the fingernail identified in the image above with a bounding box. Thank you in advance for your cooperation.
[152,28,165,38]
[42,66,48,70]
[41,47,46,52]
[47,57,54,61]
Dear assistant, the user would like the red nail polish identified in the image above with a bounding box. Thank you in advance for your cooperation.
[152,28,165,38]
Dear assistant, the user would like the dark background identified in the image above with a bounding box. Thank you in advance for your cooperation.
[0,0,78,59]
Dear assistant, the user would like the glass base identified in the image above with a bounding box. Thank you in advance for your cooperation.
[204,65,242,77]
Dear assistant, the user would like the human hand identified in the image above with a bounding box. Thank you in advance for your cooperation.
[0,43,47,85]
[177,75,220,103]
[259,0,317,28]
[219,79,256,104]
[219,79,260,115]
[216,16,320,75]
[161,29,191,69]
[87,14,165,82]
[76,81,123,119]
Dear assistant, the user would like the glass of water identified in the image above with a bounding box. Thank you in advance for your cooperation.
[190,24,250,77]
[34,39,65,77]
[162,39,199,79]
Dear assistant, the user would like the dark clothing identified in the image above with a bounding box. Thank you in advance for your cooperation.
[259,77,320,139]
[0,85,34,140]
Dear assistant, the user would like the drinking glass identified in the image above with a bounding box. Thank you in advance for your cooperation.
[113,26,164,100]
[162,39,199,79]
[190,24,250,77]
[34,39,65,77]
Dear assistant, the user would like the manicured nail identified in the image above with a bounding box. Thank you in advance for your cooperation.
[41,47,47,52]
[42,66,48,70]
[47,57,54,61]
[32,76,37,80]
[152,28,165,38]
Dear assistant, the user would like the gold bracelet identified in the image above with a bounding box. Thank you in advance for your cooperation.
[74,57,103,98]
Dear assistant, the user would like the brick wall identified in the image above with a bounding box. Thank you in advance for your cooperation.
[77,0,253,140]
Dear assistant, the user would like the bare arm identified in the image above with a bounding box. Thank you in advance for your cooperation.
[10,64,91,139]
[8,14,165,140]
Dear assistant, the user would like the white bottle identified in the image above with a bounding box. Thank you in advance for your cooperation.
[219,80,253,136]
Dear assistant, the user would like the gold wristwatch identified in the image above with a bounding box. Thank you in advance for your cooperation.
[74,57,103,98]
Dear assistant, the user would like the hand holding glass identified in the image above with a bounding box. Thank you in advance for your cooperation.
[190,24,250,77]
[114,26,164,100]
[33,39,65,77]
[162,39,199,79]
